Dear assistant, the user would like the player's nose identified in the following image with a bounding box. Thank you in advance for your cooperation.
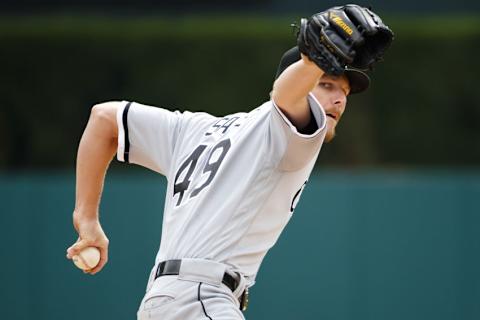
[332,98,345,110]
[332,91,347,109]
[330,99,346,119]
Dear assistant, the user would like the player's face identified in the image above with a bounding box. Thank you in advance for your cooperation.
[311,74,350,142]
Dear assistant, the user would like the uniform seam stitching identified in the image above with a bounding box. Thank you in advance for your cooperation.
[202,107,272,263]
[198,282,213,320]
[225,167,281,278]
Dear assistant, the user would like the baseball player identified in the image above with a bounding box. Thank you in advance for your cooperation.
[66,4,393,319]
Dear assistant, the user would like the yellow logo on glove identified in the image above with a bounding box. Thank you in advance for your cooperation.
[330,13,353,36]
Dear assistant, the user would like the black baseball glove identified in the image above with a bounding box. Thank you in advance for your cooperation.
[297,4,394,75]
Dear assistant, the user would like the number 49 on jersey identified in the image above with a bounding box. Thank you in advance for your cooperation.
[173,139,231,207]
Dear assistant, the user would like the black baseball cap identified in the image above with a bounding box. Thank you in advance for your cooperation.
[275,46,370,94]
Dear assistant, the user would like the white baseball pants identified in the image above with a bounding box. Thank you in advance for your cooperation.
[137,259,247,320]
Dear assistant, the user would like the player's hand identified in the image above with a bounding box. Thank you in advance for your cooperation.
[66,212,109,275]
[297,4,393,74]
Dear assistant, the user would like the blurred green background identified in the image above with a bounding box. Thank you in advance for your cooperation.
[0,1,479,319]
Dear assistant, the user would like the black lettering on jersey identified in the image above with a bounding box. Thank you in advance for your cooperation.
[173,139,231,207]
[173,145,207,206]
[205,117,240,136]
[290,180,308,213]
[191,139,231,198]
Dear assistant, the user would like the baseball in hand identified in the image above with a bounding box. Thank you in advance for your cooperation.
[72,246,101,271]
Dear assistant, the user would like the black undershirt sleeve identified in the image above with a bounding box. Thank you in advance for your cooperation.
[298,108,319,135]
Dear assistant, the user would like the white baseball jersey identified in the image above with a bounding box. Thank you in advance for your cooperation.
[116,93,327,286]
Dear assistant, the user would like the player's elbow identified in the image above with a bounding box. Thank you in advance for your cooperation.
[271,81,295,111]
[90,101,121,139]
[270,81,282,105]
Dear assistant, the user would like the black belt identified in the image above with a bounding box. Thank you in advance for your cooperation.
[154,259,249,311]
[155,259,238,292]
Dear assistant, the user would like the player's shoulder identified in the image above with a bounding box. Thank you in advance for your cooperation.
[229,100,274,121]
[183,105,264,125]
[130,102,216,124]
[252,100,274,114]
[181,110,219,125]
[224,101,274,126]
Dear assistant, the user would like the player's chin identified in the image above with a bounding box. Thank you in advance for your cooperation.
[324,122,336,143]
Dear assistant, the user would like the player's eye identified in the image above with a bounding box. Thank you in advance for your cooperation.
[319,82,333,89]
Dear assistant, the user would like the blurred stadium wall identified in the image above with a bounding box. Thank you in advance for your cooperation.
[1,173,479,319]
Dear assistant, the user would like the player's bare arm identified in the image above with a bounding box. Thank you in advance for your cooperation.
[271,54,324,129]
[66,101,120,274]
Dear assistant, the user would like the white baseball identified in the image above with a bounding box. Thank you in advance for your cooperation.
[72,246,101,271]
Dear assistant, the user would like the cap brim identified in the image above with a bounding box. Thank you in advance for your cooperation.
[345,68,370,94]
[275,46,370,95]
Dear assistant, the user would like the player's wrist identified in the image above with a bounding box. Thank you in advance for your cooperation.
[72,214,108,244]
[300,53,314,64]
[298,54,326,77]
[73,209,100,226]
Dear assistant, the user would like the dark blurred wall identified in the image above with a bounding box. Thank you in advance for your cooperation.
[0,0,479,13]
[0,16,479,170]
